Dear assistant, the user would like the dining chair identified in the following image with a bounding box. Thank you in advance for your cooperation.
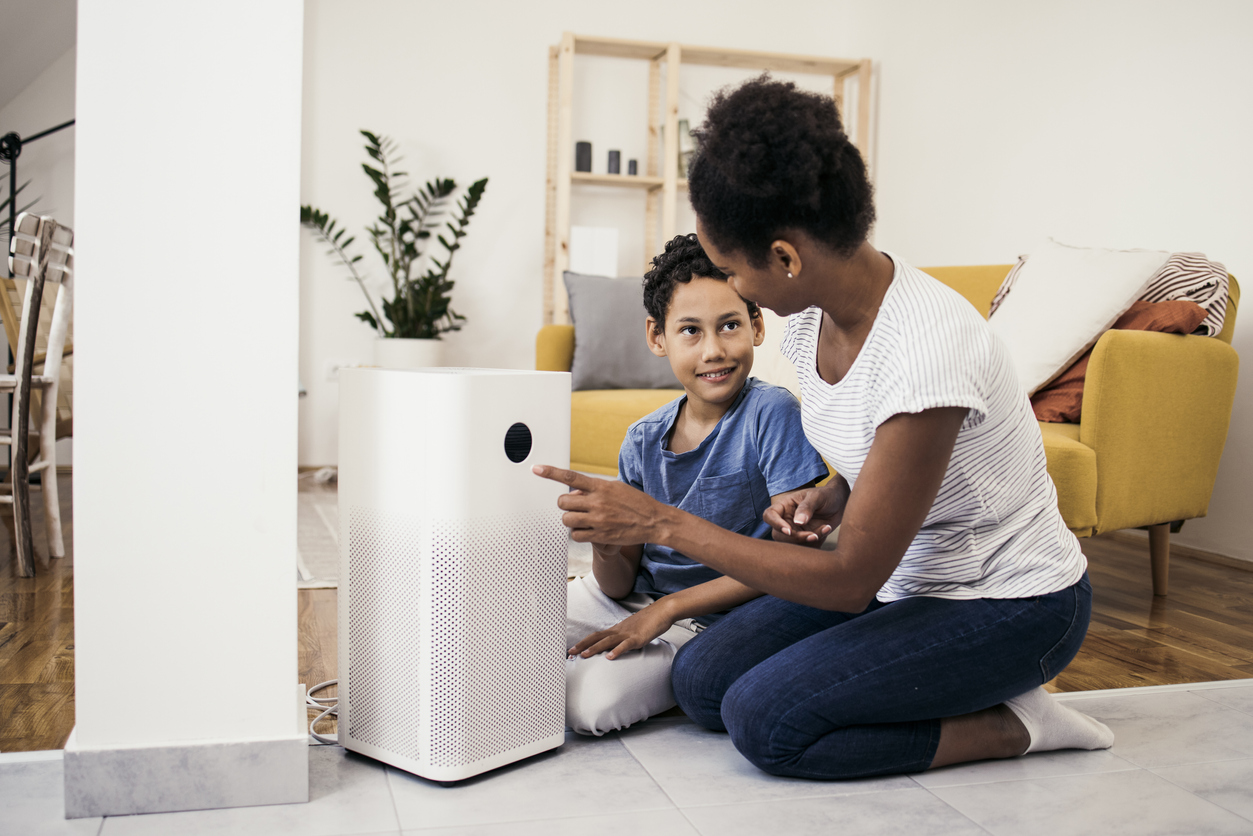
[4,212,73,577]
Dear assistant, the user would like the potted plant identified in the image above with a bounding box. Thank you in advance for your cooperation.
[301,130,488,369]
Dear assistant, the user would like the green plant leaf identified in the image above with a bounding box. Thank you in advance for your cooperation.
[303,134,488,339]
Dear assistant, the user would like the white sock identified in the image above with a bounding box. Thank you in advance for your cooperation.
[1005,687,1115,754]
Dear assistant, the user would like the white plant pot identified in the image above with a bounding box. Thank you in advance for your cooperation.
[373,337,444,370]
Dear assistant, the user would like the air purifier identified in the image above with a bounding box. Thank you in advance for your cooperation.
[337,367,572,781]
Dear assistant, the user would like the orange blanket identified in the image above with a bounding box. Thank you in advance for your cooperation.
[1031,300,1208,423]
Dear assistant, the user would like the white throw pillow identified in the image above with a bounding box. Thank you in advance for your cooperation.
[988,239,1169,395]
[752,307,802,398]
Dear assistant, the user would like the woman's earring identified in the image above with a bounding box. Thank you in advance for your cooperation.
[787,271,794,279]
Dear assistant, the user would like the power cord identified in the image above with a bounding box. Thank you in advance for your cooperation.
[298,466,339,484]
[306,679,339,745]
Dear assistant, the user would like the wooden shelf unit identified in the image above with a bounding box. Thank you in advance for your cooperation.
[543,32,873,324]
[570,172,667,189]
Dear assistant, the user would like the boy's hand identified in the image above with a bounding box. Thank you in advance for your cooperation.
[569,602,677,660]
[764,479,849,547]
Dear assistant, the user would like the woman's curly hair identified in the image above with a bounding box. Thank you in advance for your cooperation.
[642,233,759,332]
[687,74,875,265]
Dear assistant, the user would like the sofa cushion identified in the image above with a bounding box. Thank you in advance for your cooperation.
[571,389,682,474]
[919,265,1014,318]
[752,307,802,397]
[1038,421,1096,535]
[536,324,575,372]
[564,271,678,391]
[988,239,1168,395]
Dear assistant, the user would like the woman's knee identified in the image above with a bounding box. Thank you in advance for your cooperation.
[722,675,931,781]
[721,676,803,775]
[722,672,863,778]
[671,637,727,731]
[670,638,698,699]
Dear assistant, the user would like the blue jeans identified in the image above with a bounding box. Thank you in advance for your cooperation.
[671,573,1091,780]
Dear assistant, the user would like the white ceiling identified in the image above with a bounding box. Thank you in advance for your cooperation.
[0,0,76,113]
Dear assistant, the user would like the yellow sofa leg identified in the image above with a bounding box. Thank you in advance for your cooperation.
[1149,523,1170,597]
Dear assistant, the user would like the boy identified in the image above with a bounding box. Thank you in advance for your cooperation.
[564,233,829,736]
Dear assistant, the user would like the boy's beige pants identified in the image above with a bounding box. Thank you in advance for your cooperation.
[565,574,702,736]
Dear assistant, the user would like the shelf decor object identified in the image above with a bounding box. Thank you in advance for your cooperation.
[575,141,592,172]
[676,118,693,178]
[542,32,873,325]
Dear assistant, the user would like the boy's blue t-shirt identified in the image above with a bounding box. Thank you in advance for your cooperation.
[618,377,829,620]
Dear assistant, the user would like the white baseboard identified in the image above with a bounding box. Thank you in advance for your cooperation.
[62,728,308,819]
[0,748,63,764]
[1054,678,1253,701]
[1105,531,1253,571]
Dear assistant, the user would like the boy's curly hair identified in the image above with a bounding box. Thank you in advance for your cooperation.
[643,233,759,333]
[687,74,875,266]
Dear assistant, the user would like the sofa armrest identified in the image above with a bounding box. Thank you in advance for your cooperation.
[537,324,575,372]
[1080,329,1239,532]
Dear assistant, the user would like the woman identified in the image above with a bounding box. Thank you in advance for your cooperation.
[534,76,1112,780]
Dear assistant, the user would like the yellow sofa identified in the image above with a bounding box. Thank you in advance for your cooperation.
[537,266,1241,595]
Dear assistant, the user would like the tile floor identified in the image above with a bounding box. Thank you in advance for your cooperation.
[7,681,1253,836]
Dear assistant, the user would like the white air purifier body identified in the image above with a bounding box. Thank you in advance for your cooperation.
[337,367,572,781]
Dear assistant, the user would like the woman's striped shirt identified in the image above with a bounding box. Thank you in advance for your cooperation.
[781,254,1087,601]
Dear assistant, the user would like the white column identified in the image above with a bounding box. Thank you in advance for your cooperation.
[65,0,306,818]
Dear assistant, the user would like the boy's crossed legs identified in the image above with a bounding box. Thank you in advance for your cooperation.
[565,574,702,736]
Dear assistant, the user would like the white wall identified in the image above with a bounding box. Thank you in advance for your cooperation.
[74,0,303,746]
[844,0,1253,561]
[0,46,75,465]
[298,0,859,468]
[0,0,75,110]
[0,46,75,226]
[301,0,1252,561]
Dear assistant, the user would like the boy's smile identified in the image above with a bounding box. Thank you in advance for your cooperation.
[646,276,764,421]
[696,368,734,383]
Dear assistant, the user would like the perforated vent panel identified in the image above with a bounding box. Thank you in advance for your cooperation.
[346,507,423,760]
[428,511,567,768]
[346,504,567,771]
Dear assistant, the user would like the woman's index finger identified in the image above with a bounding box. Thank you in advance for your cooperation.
[532,464,598,492]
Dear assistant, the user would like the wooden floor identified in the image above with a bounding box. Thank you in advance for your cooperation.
[0,474,75,753]
[1050,534,1253,691]
[299,586,338,736]
[298,479,338,736]
[6,474,1253,751]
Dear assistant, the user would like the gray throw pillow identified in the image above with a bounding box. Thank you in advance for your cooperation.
[564,271,679,391]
